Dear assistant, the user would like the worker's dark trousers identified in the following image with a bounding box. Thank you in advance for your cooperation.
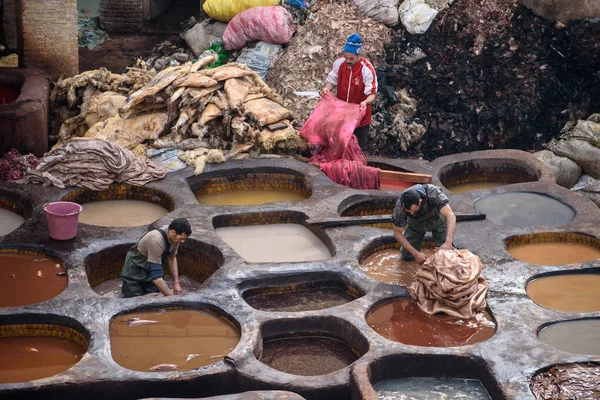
[400,214,448,260]
[354,125,369,151]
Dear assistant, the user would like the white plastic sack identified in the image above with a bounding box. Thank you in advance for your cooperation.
[399,0,438,34]
[236,41,282,81]
[534,150,581,188]
[571,175,600,208]
[182,19,227,58]
[353,0,399,26]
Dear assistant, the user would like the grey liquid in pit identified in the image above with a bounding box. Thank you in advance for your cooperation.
[215,224,332,263]
[244,286,356,312]
[0,208,25,236]
[78,200,169,227]
[538,319,600,355]
[474,192,575,226]
[93,275,203,297]
[374,377,492,400]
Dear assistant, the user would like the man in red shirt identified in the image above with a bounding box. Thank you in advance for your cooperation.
[321,33,378,151]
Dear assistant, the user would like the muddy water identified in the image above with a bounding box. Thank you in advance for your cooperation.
[79,200,169,227]
[508,242,600,265]
[93,275,202,297]
[215,224,332,263]
[0,253,67,307]
[0,336,85,383]
[260,336,359,376]
[474,192,575,227]
[244,286,356,312]
[375,378,492,400]
[449,181,506,194]
[538,319,600,355]
[110,309,240,372]
[196,190,307,206]
[526,274,600,312]
[0,208,25,236]
[366,299,495,347]
[361,248,434,286]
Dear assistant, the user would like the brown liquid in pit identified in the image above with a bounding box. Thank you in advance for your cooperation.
[79,200,169,227]
[244,286,356,312]
[93,275,202,297]
[260,336,359,376]
[0,336,85,383]
[110,309,240,372]
[196,190,307,206]
[508,242,600,265]
[538,319,600,355]
[0,253,67,307]
[366,299,495,347]
[448,181,506,194]
[361,248,435,286]
[526,274,600,312]
[0,208,25,236]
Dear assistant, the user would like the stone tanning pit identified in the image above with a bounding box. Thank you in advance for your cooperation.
[109,306,240,372]
[538,318,600,355]
[354,354,503,399]
[366,297,496,347]
[474,192,575,227]
[359,237,435,286]
[61,184,174,227]
[240,274,364,312]
[85,240,223,297]
[213,211,334,263]
[0,315,89,384]
[0,247,67,307]
[0,192,32,237]
[505,233,600,265]
[530,363,600,400]
[438,158,540,193]
[338,195,397,229]
[188,167,311,206]
[526,269,600,313]
[257,317,368,376]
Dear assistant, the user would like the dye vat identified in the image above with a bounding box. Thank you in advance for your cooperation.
[243,281,360,312]
[78,200,169,227]
[215,224,331,263]
[0,208,25,236]
[448,182,506,194]
[0,84,20,104]
[110,308,240,372]
[374,378,492,400]
[507,241,600,266]
[0,252,67,307]
[538,319,600,355]
[366,299,495,347]
[361,248,435,286]
[474,192,575,227]
[197,190,307,206]
[531,363,600,400]
[0,334,86,383]
[260,335,359,376]
[93,275,202,297]
[526,273,600,312]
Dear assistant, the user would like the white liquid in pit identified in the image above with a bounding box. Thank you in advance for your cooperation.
[216,224,332,263]
[0,208,25,236]
[79,200,169,227]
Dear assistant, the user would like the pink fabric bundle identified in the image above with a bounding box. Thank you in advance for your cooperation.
[223,6,295,50]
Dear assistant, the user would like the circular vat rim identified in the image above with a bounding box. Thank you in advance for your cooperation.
[255,315,370,377]
[238,271,366,312]
[0,313,90,384]
[530,361,600,399]
[84,239,224,296]
[212,210,336,260]
[352,353,507,400]
[60,183,175,227]
[536,317,600,355]
[505,232,600,265]
[0,244,67,307]
[338,194,398,218]
[437,157,542,192]
[187,166,313,205]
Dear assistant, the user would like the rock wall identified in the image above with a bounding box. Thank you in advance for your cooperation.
[100,0,143,33]
[2,0,18,50]
[520,0,600,22]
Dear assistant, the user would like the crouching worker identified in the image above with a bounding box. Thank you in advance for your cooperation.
[392,184,456,264]
[121,218,192,298]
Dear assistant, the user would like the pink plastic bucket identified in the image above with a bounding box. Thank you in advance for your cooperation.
[44,202,83,240]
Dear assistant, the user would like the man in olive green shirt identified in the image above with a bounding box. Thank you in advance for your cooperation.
[121,218,192,298]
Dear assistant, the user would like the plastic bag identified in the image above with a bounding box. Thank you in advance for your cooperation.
[182,19,227,58]
[353,0,399,26]
[202,0,279,22]
[236,41,282,81]
[223,6,295,50]
[399,0,438,34]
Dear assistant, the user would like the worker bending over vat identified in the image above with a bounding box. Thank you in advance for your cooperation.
[121,218,191,297]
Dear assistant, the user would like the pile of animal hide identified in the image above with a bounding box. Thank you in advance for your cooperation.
[51,55,306,174]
